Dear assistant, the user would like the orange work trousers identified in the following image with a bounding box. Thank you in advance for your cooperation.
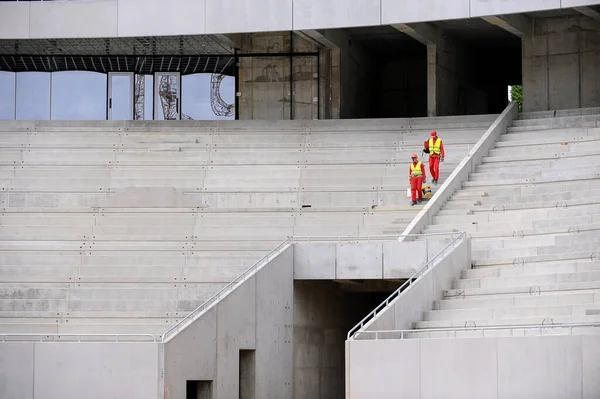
[429,156,440,181]
[410,176,423,202]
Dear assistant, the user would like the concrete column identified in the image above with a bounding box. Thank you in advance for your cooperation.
[522,15,600,112]
[426,44,437,117]
[393,23,464,117]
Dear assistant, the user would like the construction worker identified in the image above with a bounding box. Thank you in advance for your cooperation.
[423,130,445,184]
[409,153,426,206]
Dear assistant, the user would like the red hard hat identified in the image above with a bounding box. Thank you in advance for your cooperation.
[411,153,418,159]
[431,130,437,137]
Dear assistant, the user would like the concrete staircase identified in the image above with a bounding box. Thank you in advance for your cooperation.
[414,108,600,337]
[0,116,495,336]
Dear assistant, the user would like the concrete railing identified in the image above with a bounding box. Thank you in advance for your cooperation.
[398,101,519,241]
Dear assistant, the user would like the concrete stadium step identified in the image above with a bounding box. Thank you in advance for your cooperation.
[512,113,600,127]
[423,303,600,322]
[499,127,600,141]
[454,178,600,198]
[442,189,600,209]
[462,260,600,279]
[414,314,600,329]
[435,289,600,310]
[472,240,600,260]
[402,325,600,338]
[453,270,600,290]
[518,107,600,120]
[0,117,494,334]
[443,279,600,299]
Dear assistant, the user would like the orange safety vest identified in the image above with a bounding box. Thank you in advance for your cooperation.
[410,162,423,177]
[428,137,442,155]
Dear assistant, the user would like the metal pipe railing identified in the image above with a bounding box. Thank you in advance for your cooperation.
[347,231,467,339]
[0,333,158,343]
[162,237,293,343]
[163,231,461,343]
[354,323,600,340]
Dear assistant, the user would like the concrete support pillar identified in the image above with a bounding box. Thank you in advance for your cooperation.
[394,23,464,117]
[521,15,600,112]
[426,44,437,117]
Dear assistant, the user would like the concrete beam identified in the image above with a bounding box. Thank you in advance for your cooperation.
[391,23,440,46]
[298,29,338,49]
[573,6,600,21]
[481,14,532,38]
[212,33,242,50]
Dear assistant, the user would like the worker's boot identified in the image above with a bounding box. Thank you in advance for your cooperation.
[417,199,422,204]
[411,201,417,206]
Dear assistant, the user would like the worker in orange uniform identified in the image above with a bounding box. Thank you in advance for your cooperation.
[409,153,426,206]
[423,130,445,184]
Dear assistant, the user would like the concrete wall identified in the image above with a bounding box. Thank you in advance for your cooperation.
[358,236,470,333]
[164,246,294,399]
[400,101,518,238]
[346,334,600,399]
[0,342,159,399]
[523,15,600,112]
[237,33,321,120]
[293,239,453,280]
[2,1,598,39]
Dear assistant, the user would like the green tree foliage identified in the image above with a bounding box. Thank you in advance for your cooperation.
[510,85,523,112]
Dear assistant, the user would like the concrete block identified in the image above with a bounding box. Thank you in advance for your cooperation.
[33,343,158,399]
[582,335,600,399]
[0,343,34,399]
[29,1,118,39]
[383,240,427,278]
[118,0,205,37]
[293,243,336,279]
[347,340,420,399]
[205,0,292,33]
[497,336,582,399]
[470,0,560,17]
[293,0,380,29]
[420,338,498,399]
[335,243,382,279]
[0,2,30,39]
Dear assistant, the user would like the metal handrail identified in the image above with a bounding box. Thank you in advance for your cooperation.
[347,231,467,339]
[163,231,461,343]
[0,333,158,343]
[292,232,462,243]
[162,237,293,343]
[354,323,600,340]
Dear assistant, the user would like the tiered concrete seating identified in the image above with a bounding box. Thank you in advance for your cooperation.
[0,116,495,336]
[413,108,600,336]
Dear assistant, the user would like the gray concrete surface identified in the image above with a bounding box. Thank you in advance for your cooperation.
[0,117,492,336]
[404,107,600,334]
[523,15,600,112]
[1,0,597,39]
[164,246,294,399]
[0,342,159,399]
[346,334,600,399]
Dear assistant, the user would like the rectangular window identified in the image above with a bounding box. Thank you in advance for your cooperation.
[16,72,51,120]
[0,71,16,120]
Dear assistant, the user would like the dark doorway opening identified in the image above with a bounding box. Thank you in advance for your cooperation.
[293,280,401,399]
[186,380,213,399]
[239,349,256,399]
